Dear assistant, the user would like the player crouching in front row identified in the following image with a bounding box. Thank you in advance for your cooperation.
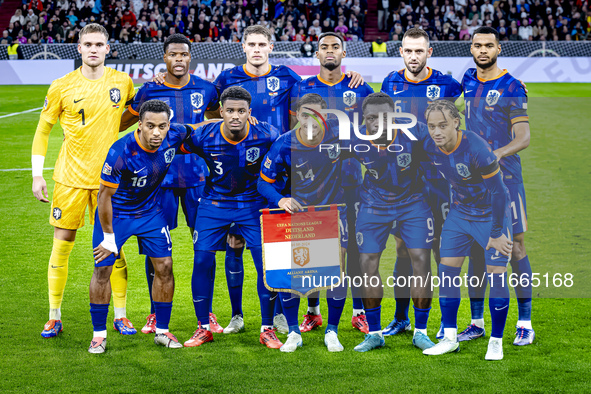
[421,100,513,360]
[88,100,192,353]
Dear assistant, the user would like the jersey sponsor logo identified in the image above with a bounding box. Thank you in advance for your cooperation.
[264,157,272,169]
[343,90,357,107]
[164,148,176,164]
[246,147,260,163]
[426,85,441,100]
[486,89,501,106]
[293,246,310,267]
[102,162,112,175]
[109,88,121,104]
[52,207,62,220]
[397,153,412,168]
[356,232,363,246]
[133,167,146,174]
[392,90,404,95]
[456,163,471,178]
[190,92,203,109]
[266,77,280,93]
[74,98,84,103]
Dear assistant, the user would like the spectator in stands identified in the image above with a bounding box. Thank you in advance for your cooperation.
[208,20,220,41]
[533,17,548,40]
[11,9,26,26]
[122,8,137,27]
[519,17,533,40]
[349,19,363,41]
[335,19,348,36]
[509,26,521,40]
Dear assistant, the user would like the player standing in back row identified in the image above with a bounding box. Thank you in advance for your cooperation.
[380,27,462,338]
[119,33,224,335]
[213,26,365,334]
[31,23,136,339]
[289,32,374,335]
[460,26,534,346]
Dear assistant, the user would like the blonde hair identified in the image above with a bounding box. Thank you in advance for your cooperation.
[79,23,109,42]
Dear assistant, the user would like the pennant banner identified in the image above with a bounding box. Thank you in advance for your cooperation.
[262,205,343,297]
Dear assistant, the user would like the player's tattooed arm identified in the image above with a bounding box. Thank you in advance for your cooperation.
[93,184,119,262]
[346,70,365,88]
[493,122,530,160]
[120,108,139,132]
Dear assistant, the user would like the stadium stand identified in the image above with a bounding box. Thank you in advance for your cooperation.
[0,0,589,47]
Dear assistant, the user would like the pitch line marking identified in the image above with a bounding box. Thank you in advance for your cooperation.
[0,167,54,172]
[0,107,43,119]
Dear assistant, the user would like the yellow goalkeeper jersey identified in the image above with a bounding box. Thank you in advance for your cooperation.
[40,67,135,189]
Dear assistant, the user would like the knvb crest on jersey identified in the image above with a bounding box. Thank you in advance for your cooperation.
[246,147,260,163]
[397,153,411,168]
[343,91,357,108]
[53,207,62,220]
[326,143,340,160]
[456,163,471,178]
[486,90,501,106]
[427,85,441,100]
[164,148,176,164]
[292,246,310,267]
[267,77,280,95]
[191,92,203,109]
[109,88,121,104]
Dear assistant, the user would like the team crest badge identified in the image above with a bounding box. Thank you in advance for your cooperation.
[397,153,411,168]
[53,207,62,220]
[190,92,203,109]
[343,91,357,107]
[102,163,112,175]
[293,247,310,267]
[164,148,175,164]
[426,85,440,100]
[267,77,280,92]
[109,88,121,104]
[327,143,340,160]
[246,147,260,163]
[192,230,198,244]
[486,90,501,106]
[356,232,363,246]
[456,163,471,178]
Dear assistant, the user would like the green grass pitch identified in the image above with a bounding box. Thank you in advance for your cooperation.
[0,83,590,392]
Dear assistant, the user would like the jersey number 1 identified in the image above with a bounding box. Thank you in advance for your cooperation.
[78,108,85,125]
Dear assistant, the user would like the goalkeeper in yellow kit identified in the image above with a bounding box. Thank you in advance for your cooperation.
[31,23,137,338]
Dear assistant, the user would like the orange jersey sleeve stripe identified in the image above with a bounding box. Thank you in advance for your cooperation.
[481,166,500,179]
[128,105,139,116]
[100,179,119,188]
[260,171,276,183]
[511,116,529,124]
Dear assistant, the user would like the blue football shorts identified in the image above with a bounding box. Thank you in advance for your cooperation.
[93,210,171,267]
[161,185,203,230]
[356,199,434,253]
[439,207,513,267]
